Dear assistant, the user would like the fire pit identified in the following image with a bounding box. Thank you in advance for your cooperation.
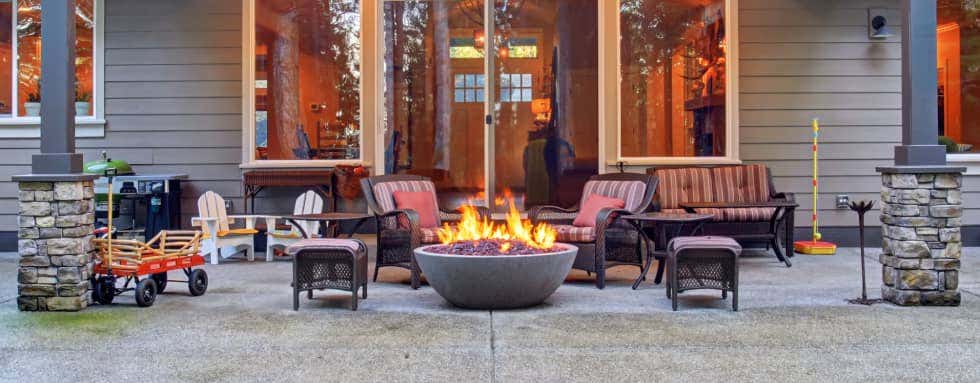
[414,199,576,309]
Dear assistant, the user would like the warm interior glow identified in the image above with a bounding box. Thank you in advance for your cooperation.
[437,194,557,250]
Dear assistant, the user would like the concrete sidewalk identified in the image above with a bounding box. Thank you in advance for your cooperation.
[0,243,978,382]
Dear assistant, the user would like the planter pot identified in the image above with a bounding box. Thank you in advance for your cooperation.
[24,102,40,116]
[414,243,577,309]
[75,101,90,116]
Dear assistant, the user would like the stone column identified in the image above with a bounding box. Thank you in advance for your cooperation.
[878,167,965,306]
[16,179,96,311]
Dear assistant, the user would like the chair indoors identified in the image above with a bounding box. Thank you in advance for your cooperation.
[361,174,489,289]
[529,173,658,289]
[193,191,259,265]
[264,190,325,261]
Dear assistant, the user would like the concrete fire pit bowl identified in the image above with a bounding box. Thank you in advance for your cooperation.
[414,243,577,310]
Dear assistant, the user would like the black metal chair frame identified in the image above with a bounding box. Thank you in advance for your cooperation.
[361,174,489,289]
[292,239,368,311]
[528,173,658,289]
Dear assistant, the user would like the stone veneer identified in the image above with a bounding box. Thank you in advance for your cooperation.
[17,180,95,311]
[879,169,963,306]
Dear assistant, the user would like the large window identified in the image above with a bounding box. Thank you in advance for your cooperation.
[938,2,980,156]
[0,0,98,120]
[618,0,733,161]
[250,0,361,162]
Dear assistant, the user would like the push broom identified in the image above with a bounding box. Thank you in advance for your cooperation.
[794,118,837,255]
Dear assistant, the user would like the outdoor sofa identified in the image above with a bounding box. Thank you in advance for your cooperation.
[647,164,795,266]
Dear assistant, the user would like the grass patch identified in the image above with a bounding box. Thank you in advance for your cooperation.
[6,308,137,338]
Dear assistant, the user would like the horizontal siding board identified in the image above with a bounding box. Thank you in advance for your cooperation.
[105,14,241,32]
[740,43,900,60]
[740,0,899,9]
[740,93,900,110]
[740,9,900,27]
[106,65,241,81]
[106,0,241,16]
[106,98,241,115]
[106,48,241,65]
[105,31,241,49]
[741,126,901,144]
[78,131,242,149]
[740,59,901,76]
[104,115,242,132]
[740,76,901,93]
[740,109,902,126]
[741,27,902,43]
[742,143,894,161]
[106,81,241,99]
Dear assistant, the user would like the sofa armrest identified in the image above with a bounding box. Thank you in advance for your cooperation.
[529,205,579,224]
[772,192,796,203]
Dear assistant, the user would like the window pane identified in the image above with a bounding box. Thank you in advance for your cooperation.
[466,89,475,102]
[17,0,95,117]
[466,74,476,87]
[522,74,532,87]
[475,89,485,102]
[522,88,532,102]
[938,4,980,153]
[0,2,11,116]
[455,89,465,103]
[619,0,727,157]
[254,0,361,160]
[455,74,465,87]
[500,88,510,102]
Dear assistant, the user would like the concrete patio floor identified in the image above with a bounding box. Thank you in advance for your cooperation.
[0,241,978,382]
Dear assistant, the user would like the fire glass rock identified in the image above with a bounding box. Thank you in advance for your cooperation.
[424,239,555,256]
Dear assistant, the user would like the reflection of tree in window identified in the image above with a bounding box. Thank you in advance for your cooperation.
[254,0,361,161]
[620,0,727,158]
[13,0,95,117]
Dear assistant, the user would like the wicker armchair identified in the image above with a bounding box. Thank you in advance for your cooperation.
[361,174,489,289]
[529,173,658,289]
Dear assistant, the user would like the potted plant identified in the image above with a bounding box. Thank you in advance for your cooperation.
[24,91,41,116]
[75,91,91,116]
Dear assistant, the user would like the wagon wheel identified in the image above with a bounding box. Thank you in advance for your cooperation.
[91,276,115,305]
[188,269,208,297]
[135,278,158,307]
[151,272,168,293]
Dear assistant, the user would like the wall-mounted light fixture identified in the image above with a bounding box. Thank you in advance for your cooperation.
[869,9,894,39]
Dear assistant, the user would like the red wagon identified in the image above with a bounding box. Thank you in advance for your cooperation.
[91,230,208,307]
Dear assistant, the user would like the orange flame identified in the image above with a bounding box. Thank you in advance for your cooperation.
[437,194,557,250]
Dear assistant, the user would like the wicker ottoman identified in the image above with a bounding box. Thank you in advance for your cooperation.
[286,239,368,311]
[666,236,742,311]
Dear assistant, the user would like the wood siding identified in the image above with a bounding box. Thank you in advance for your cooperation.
[0,0,244,231]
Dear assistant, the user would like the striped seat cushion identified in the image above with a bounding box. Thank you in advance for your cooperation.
[711,164,771,203]
[372,180,440,229]
[554,225,596,243]
[721,207,777,222]
[579,180,648,212]
[654,168,716,209]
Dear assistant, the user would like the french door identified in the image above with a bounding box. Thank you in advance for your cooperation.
[382,0,598,212]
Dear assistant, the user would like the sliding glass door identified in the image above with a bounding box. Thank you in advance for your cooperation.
[382,0,598,211]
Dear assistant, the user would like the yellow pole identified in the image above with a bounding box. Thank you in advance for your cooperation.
[812,118,820,241]
[106,175,113,269]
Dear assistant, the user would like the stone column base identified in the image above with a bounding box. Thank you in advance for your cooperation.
[877,166,965,307]
[14,175,97,312]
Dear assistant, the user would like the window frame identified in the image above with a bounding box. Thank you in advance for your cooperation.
[0,0,105,138]
[240,0,366,168]
[613,0,739,166]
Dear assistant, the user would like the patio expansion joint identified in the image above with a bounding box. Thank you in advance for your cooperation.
[489,310,497,383]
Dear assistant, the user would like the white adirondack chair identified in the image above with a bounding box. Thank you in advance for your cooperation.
[264,190,325,261]
[193,191,258,265]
